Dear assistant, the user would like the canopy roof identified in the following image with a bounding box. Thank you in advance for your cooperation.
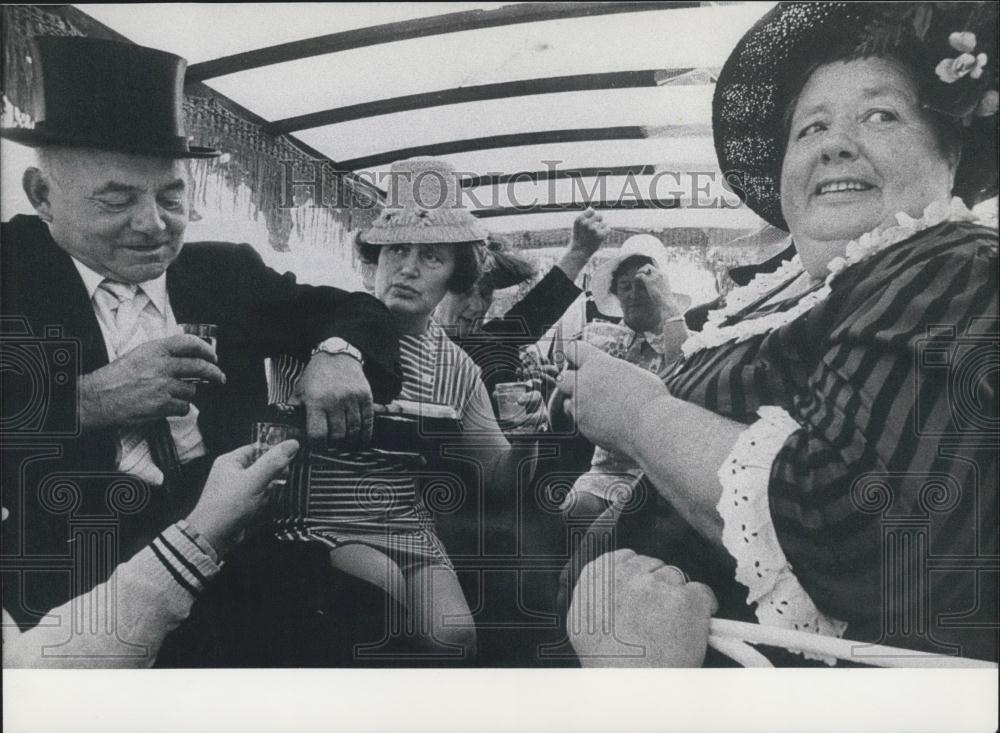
[74,2,776,233]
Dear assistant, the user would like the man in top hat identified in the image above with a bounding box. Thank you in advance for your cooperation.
[0,36,402,662]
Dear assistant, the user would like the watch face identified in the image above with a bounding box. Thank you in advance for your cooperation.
[321,338,349,351]
[315,338,363,362]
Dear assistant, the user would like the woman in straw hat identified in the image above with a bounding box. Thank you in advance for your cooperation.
[271,158,546,660]
[563,2,998,666]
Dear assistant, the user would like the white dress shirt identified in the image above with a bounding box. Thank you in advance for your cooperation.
[72,258,207,481]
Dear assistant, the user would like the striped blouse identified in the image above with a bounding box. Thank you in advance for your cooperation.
[666,221,998,660]
[271,321,497,551]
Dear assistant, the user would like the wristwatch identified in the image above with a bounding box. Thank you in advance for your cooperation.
[312,337,364,365]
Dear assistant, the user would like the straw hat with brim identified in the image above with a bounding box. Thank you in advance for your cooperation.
[591,234,692,319]
[361,158,490,245]
[0,36,219,159]
[713,2,998,231]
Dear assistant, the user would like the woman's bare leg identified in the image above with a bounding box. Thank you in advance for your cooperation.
[328,544,406,607]
[404,562,477,660]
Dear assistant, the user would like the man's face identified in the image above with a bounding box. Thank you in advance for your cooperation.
[38,148,188,283]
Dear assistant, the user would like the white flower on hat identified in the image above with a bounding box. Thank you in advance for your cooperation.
[935,52,988,83]
[948,31,977,54]
[936,31,988,83]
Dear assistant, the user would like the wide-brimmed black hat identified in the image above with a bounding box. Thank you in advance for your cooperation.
[1,36,219,158]
[714,2,998,230]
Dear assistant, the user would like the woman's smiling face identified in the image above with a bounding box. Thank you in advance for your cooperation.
[779,57,957,276]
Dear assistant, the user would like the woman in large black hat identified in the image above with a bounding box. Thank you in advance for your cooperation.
[563,2,998,666]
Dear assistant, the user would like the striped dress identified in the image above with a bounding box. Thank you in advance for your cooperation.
[664,221,999,659]
[271,321,494,572]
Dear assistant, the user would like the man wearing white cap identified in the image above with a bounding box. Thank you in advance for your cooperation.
[589,234,691,374]
[558,234,691,521]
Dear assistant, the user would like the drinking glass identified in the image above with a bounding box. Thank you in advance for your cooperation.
[179,323,218,384]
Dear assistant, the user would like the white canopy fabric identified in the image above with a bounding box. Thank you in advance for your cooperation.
[74,2,777,233]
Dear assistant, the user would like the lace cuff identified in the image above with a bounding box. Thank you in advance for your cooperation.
[717,406,848,663]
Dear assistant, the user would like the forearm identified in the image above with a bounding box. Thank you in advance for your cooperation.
[555,249,591,283]
[3,523,220,668]
[486,267,582,344]
[627,394,745,547]
[78,372,106,431]
[456,404,538,500]
[298,291,403,403]
[241,245,402,402]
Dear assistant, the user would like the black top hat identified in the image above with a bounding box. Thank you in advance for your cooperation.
[1,36,219,158]
[713,2,998,231]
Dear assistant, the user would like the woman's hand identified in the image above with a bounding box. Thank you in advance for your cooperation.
[185,440,300,558]
[569,549,718,667]
[557,207,610,281]
[569,207,609,258]
[556,340,668,454]
[635,265,685,320]
[506,378,549,437]
[518,349,560,391]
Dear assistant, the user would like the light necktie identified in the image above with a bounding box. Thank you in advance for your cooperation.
[95,280,145,356]
[94,280,178,487]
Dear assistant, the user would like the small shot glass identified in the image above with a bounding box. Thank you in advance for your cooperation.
[251,421,303,486]
[493,381,531,432]
[178,323,218,384]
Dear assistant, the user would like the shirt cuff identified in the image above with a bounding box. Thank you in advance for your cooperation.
[716,406,848,664]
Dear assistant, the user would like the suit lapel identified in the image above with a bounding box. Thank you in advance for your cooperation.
[32,226,111,373]
[166,247,207,324]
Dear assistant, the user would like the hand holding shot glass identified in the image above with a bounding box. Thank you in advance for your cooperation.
[178,323,218,384]
[580,321,633,360]
[252,403,306,486]
[493,380,547,433]
[547,325,632,435]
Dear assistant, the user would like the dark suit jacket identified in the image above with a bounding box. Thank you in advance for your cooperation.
[1,214,402,625]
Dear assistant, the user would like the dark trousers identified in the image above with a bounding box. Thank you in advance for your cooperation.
[156,458,406,667]
[155,535,406,668]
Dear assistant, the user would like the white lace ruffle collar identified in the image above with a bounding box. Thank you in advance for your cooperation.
[682,198,989,358]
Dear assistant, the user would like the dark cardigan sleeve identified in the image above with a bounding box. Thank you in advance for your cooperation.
[478,266,582,345]
[246,245,403,404]
[184,242,402,404]
[766,224,998,657]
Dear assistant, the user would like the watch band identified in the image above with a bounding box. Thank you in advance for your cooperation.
[311,337,364,364]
